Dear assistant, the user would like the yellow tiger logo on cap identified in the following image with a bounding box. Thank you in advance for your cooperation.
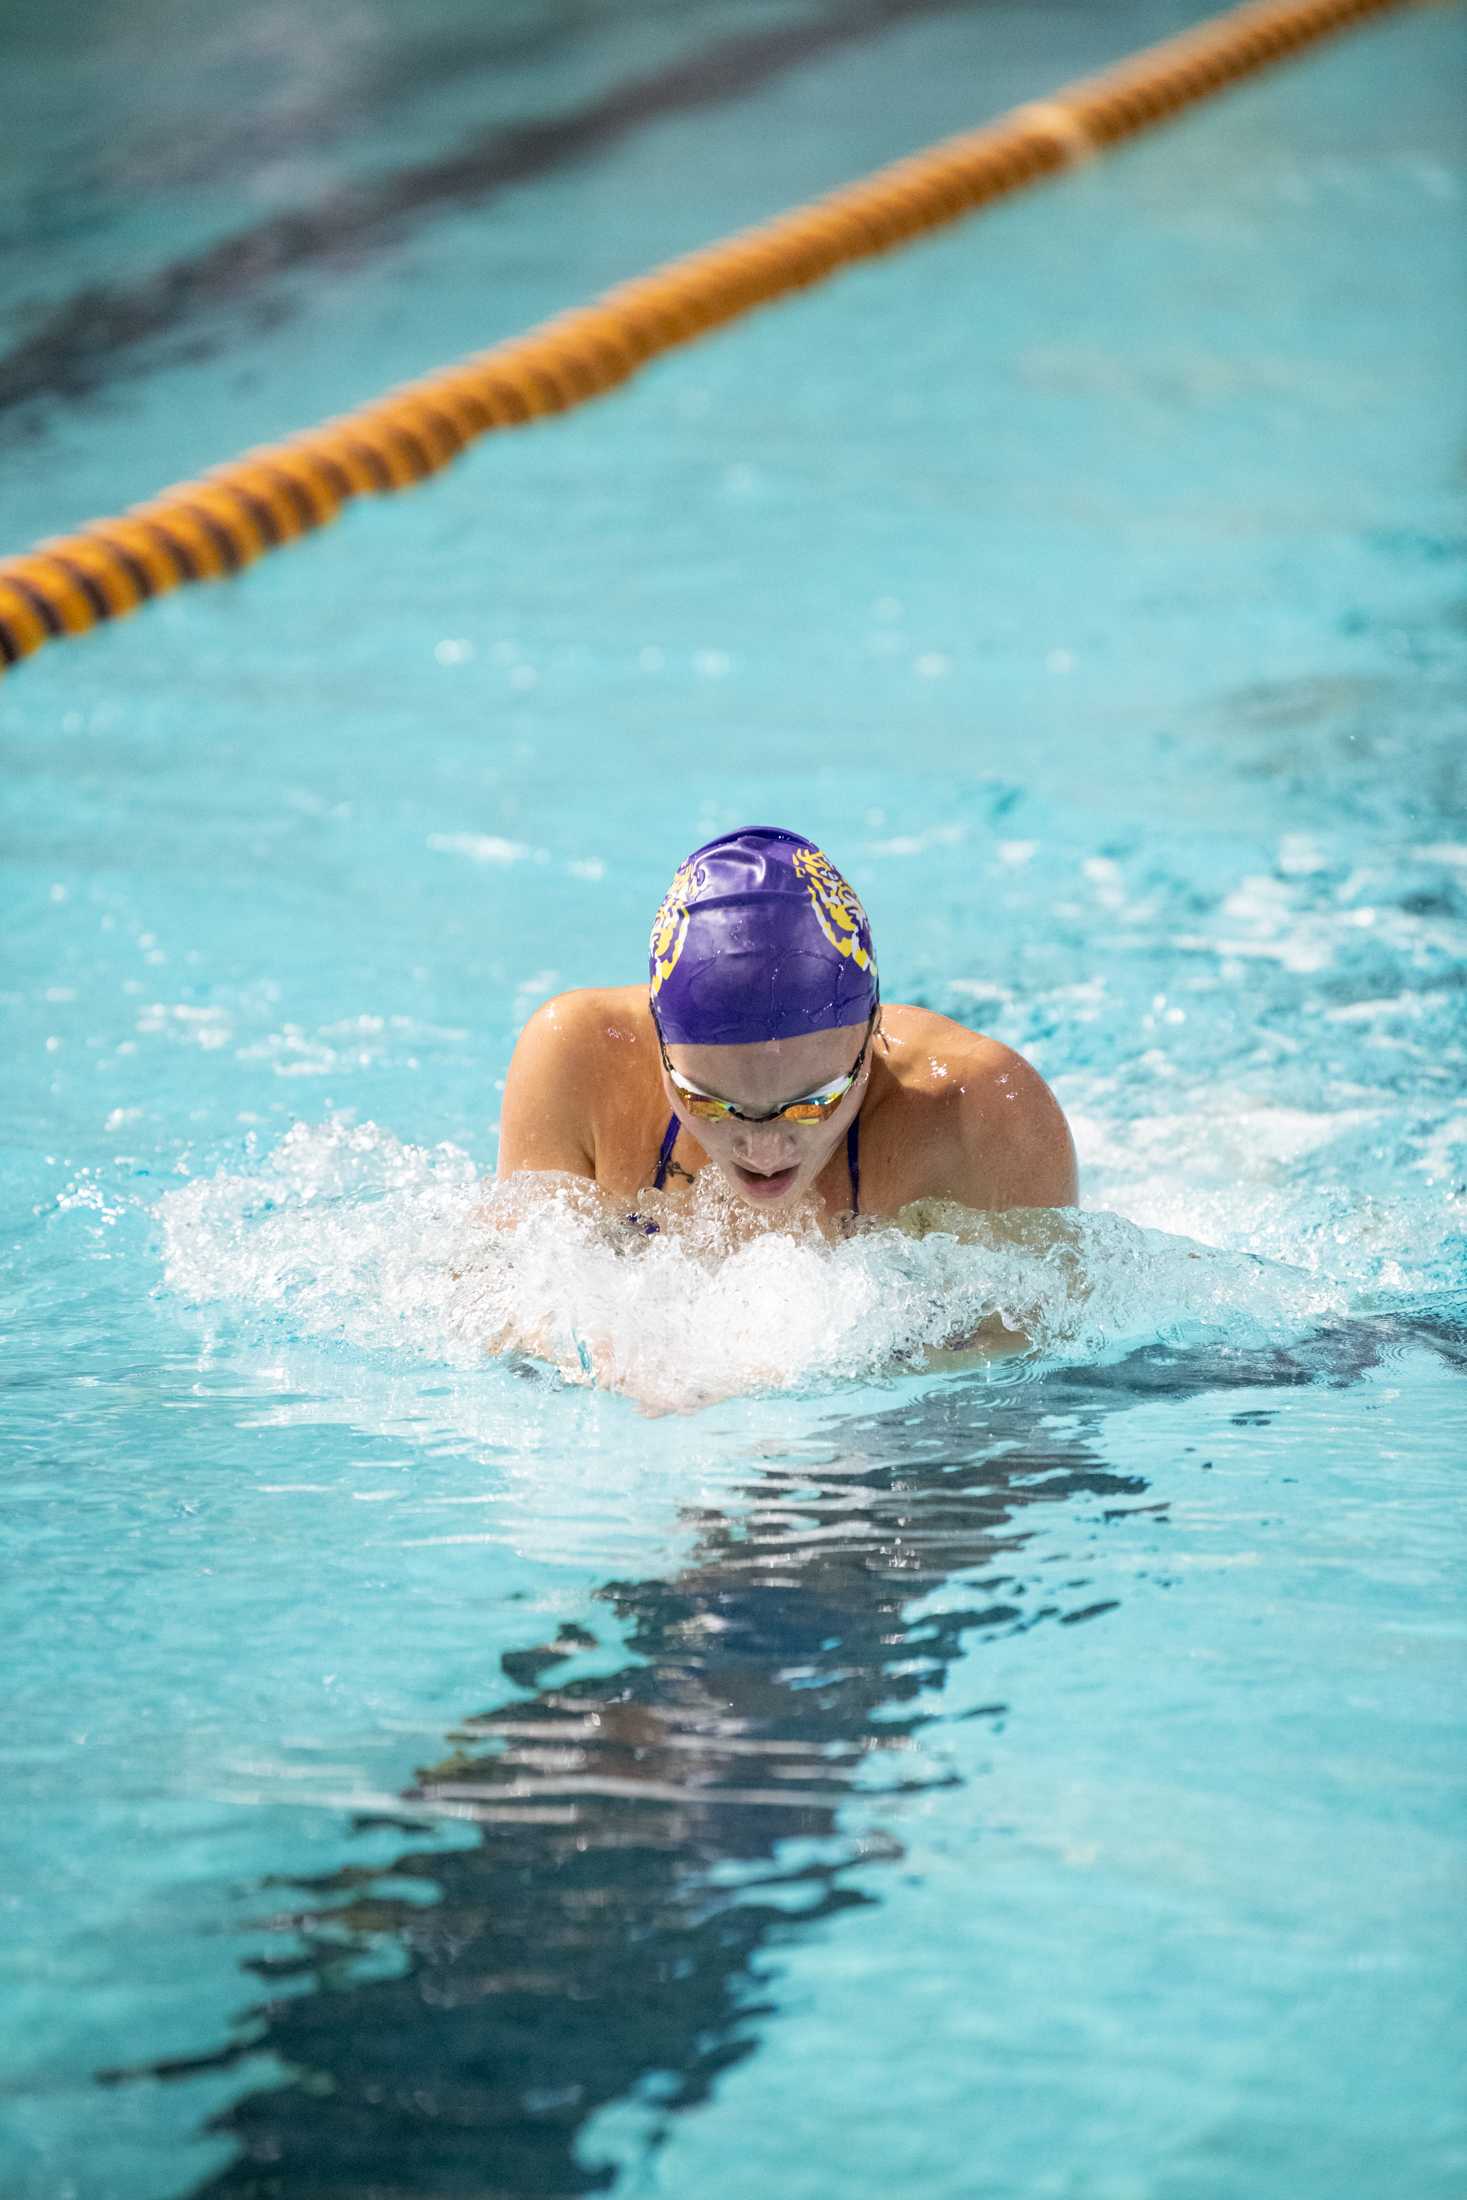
[793,847,874,971]
[649,862,696,997]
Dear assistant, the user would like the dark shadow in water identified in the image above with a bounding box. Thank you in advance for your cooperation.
[1,0,980,426]
[111,1325,1380,2198]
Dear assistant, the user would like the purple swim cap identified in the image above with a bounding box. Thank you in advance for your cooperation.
[649,827,878,1046]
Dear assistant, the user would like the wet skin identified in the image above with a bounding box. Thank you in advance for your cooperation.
[497,986,1078,1224]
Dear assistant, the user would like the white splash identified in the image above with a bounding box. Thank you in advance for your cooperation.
[1070,1083,1466,1297]
[159,1121,1360,1415]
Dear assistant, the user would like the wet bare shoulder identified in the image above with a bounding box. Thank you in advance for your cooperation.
[545,986,669,1163]
[522,985,652,1070]
[879,1003,1013,1092]
[499,987,655,1180]
[877,1003,1077,1207]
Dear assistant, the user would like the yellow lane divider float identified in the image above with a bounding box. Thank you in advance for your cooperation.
[0,0,1425,677]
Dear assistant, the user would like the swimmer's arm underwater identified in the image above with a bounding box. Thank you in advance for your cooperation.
[891,1048,1080,1360]
[892,1204,1091,1367]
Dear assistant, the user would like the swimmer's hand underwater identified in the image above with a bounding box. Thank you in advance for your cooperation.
[467,1184,1072,1411]
[463,1176,629,1385]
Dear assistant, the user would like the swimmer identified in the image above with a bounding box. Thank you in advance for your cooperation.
[498,827,1076,1228]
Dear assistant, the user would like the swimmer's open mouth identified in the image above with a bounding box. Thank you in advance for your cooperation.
[732,1162,799,1199]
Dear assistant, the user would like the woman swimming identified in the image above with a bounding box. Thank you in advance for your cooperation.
[497,827,1077,1226]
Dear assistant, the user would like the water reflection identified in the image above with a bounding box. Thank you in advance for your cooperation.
[170,1329,1376,2196]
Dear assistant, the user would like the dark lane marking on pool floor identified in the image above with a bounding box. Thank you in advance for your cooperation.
[97,1323,1387,2197]
[4,0,697,226]
[0,0,983,425]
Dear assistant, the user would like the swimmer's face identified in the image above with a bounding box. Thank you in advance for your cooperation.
[658,1014,875,1211]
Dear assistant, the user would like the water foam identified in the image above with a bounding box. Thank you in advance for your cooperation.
[159,1121,1360,1413]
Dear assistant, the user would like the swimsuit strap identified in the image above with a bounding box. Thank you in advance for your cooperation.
[652,1114,680,1191]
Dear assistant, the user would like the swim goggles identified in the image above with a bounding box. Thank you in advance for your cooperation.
[652,1009,877,1125]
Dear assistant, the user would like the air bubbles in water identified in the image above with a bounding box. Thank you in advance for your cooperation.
[160,1122,1353,1413]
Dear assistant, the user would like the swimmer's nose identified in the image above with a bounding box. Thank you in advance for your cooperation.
[732,1126,799,1171]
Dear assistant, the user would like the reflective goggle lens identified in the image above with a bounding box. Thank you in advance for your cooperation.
[674,1084,844,1125]
[655,1008,875,1127]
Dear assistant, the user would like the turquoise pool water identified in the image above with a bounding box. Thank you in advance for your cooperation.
[3,2,1465,2194]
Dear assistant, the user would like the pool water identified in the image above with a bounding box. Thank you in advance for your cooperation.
[2,2,1465,2194]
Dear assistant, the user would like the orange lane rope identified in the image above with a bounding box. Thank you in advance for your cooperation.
[0,0,1425,679]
